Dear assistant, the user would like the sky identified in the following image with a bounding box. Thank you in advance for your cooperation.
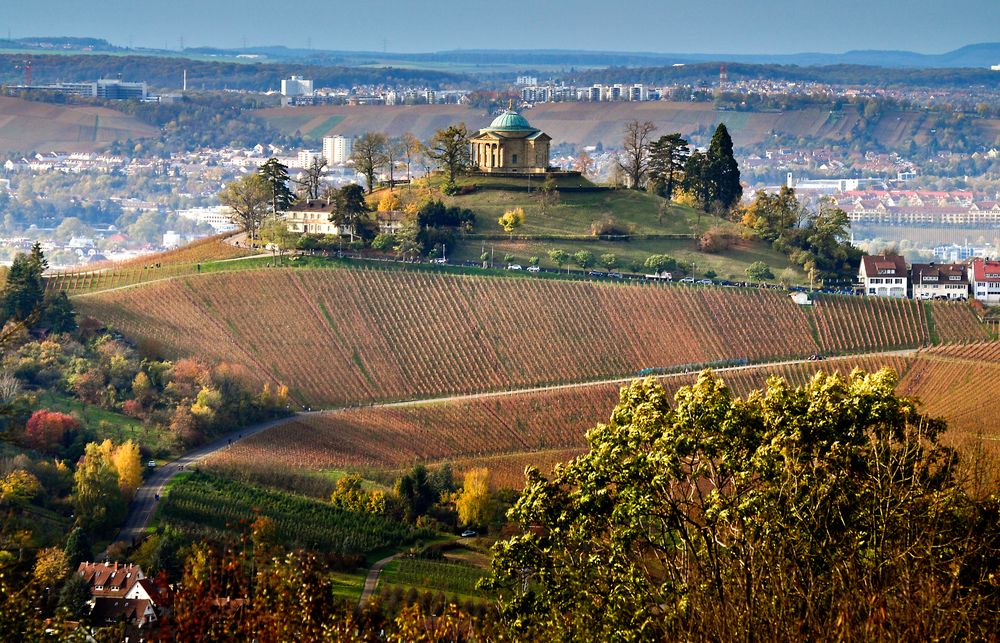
[4,0,999,54]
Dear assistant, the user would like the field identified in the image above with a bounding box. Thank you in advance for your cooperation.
[158,470,427,555]
[0,95,157,153]
[71,265,985,408]
[203,350,1000,493]
[379,556,489,602]
[257,102,999,149]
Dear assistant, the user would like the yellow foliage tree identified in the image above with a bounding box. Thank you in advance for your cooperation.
[455,467,494,528]
[112,439,143,502]
[498,207,526,239]
[32,547,69,588]
[378,191,402,212]
[672,188,700,209]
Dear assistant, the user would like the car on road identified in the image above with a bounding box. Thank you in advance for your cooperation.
[697,279,714,285]
[147,460,156,468]
[461,530,477,538]
[507,264,522,270]
[679,277,696,283]
[430,258,447,264]
[526,265,540,272]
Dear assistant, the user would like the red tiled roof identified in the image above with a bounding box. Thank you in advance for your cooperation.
[76,561,144,599]
[971,258,1000,283]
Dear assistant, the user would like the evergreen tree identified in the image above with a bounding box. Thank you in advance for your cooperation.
[706,123,742,210]
[63,527,92,569]
[648,133,690,200]
[57,574,91,618]
[1,244,46,324]
[41,292,77,334]
[329,184,374,243]
[682,151,712,211]
[257,157,295,213]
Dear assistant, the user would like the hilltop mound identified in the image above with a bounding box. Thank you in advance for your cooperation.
[71,263,983,408]
[0,96,157,153]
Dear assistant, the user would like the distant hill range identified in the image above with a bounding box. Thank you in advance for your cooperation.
[1,37,999,70]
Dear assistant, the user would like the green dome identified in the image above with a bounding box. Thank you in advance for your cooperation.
[488,110,534,131]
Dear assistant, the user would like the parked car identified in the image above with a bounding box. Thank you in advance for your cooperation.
[507,264,522,270]
[697,279,713,285]
[430,258,447,264]
[461,530,477,538]
[609,272,623,279]
[147,460,156,468]
[679,277,696,283]
[526,265,541,273]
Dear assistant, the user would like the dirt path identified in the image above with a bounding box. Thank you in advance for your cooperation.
[359,553,401,607]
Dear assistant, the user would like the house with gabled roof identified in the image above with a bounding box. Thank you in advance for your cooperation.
[859,255,908,298]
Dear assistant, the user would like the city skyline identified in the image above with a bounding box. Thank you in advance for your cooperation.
[5,0,999,55]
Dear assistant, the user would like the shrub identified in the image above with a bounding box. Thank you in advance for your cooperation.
[590,216,630,237]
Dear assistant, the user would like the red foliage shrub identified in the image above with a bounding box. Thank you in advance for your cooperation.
[24,410,81,452]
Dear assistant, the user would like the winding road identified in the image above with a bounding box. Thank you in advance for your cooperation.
[109,415,294,548]
[110,347,923,551]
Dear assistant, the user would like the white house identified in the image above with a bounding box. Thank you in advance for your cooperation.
[970,258,1000,305]
[859,255,908,298]
[910,263,969,300]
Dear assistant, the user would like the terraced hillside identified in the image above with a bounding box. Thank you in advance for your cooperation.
[0,95,157,153]
[258,102,1000,150]
[73,264,985,408]
[205,350,1000,491]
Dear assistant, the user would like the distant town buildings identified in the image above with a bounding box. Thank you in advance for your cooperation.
[6,78,148,100]
[176,206,238,233]
[322,135,353,165]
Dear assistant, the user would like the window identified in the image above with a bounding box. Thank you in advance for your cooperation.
[512,154,518,164]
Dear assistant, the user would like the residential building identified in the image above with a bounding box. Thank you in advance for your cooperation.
[970,258,1000,305]
[282,200,403,236]
[910,263,969,300]
[859,254,908,298]
[176,206,238,233]
[322,135,354,165]
[76,561,145,598]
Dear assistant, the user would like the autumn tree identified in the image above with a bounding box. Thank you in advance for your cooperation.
[258,217,299,265]
[617,120,656,189]
[485,371,999,641]
[219,174,271,241]
[112,439,142,502]
[455,468,494,528]
[426,124,471,189]
[498,207,526,239]
[24,410,80,453]
[574,149,595,177]
[382,137,405,188]
[73,440,127,534]
[351,132,388,193]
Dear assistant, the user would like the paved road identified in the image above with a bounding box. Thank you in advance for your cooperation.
[358,553,401,607]
[108,346,923,552]
[109,415,294,549]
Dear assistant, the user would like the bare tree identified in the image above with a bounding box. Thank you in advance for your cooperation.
[575,149,595,177]
[295,156,327,200]
[400,133,422,183]
[383,137,405,189]
[351,132,388,193]
[618,120,657,189]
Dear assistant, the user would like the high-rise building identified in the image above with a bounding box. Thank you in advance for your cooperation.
[322,135,354,165]
[281,76,314,97]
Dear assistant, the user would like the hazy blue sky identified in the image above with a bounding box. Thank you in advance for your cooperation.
[5,0,998,54]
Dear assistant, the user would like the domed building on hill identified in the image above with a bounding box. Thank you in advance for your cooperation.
[470,109,552,174]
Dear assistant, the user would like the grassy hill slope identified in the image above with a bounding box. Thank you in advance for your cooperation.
[72,263,984,408]
[0,96,157,153]
[258,102,1000,149]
